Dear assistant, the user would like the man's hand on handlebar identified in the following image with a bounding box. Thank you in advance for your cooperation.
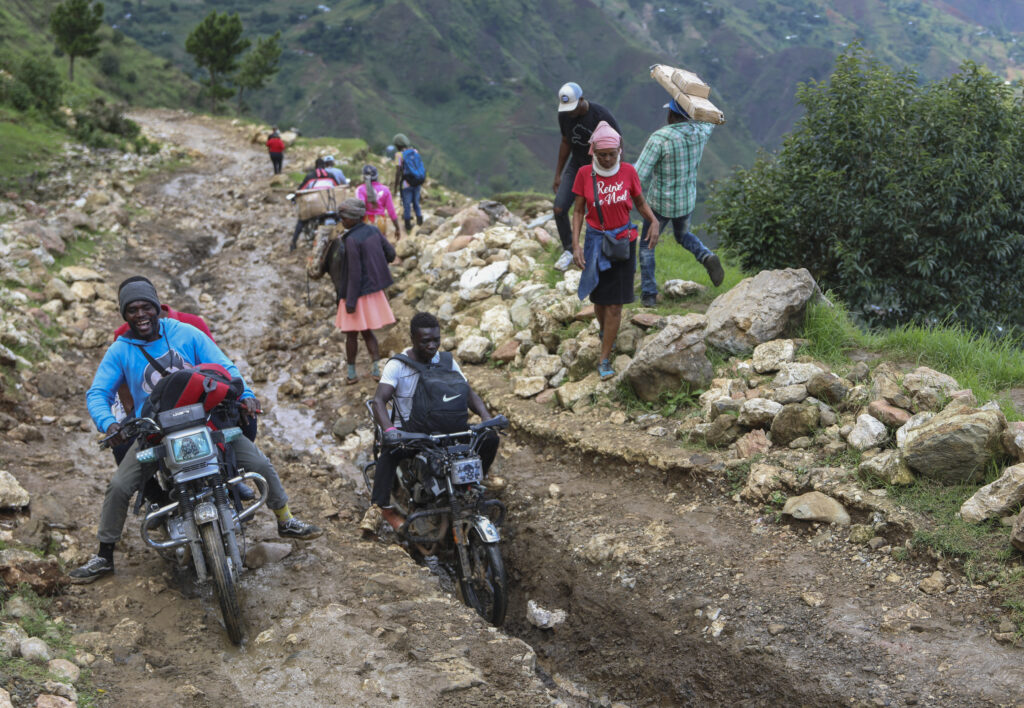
[101,422,126,448]
[240,397,262,421]
[382,427,403,446]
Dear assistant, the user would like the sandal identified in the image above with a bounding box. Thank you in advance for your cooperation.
[371,361,381,382]
[345,375,359,386]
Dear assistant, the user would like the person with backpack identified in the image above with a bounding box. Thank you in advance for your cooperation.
[391,133,426,234]
[355,165,400,240]
[325,198,397,385]
[108,276,257,469]
[290,157,339,251]
[71,278,323,583]
[359,312,502,535]
[266,128,285,175]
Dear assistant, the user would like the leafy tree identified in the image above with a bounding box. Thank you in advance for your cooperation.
[234,31,281,111]
[3,56,64,113]
[184,11,249,111]
[49,0,105,82]
[707,45,1024,332]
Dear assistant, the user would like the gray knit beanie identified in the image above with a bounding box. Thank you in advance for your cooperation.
[119,279,161,319]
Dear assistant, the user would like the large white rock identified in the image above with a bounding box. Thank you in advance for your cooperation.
[772,362,826,387]
[847,414,888,450]
[58,265,102,282]
[480,306,514,343]
[621,314,713,403]
[903,404,1005,484]
[0,471,30,509]
[737,398,783,429]
[456,335,492,364]
[752,339,795,373]
[782,491,850,526]
[513,376,547,398]
[960,464,1024,523]
[459,261,509,290]
[896,412,935,449]
[704,268,821,355]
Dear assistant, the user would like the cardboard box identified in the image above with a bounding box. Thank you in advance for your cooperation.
[650,64,725,124]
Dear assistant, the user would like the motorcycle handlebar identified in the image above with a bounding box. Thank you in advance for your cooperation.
[381,415,509,448]
[97,416,159,448]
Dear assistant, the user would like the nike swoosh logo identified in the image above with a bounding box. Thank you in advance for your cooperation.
[442,394,461,402]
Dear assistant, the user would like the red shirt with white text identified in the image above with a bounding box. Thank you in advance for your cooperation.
[572,162,642,233]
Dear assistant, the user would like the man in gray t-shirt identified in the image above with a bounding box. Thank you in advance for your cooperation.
[360,312,500,535]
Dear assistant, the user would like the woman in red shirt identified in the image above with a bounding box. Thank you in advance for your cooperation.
[570,120,660,381]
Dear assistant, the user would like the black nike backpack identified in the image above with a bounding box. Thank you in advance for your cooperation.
[391,353,470,433]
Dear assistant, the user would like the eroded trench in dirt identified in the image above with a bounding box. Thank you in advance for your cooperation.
[74,112,1022,707]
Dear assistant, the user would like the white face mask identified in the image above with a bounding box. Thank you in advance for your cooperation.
[592,149,621,177]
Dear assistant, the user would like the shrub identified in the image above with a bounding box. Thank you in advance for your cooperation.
[11,56,63,112]
[708,44,1024,332]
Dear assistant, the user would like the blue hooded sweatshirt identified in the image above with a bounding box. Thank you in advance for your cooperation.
[86,318,254,433]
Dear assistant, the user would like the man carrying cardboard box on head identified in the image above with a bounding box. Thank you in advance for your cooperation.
[633,96,724,306]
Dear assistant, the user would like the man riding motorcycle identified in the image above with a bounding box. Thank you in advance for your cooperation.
[71,277,322,583]
[360,311,504,535]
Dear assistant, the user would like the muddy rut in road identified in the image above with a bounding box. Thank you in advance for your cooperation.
[11,110,1024,707]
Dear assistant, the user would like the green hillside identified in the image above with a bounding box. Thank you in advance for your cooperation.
[0,0,197,108]
[103,0,1024,200]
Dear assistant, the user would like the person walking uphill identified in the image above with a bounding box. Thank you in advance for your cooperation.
[356,165,400,240]
[392,134,426,234]
[634,98,723,306]
[323,198,397,384]
[571,121,660,381]
[266,128,285,175]
[553,82,621,272]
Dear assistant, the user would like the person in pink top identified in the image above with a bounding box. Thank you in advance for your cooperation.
[355,165,400,240]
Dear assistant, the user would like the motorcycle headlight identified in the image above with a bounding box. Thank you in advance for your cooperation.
[171,430,213,464]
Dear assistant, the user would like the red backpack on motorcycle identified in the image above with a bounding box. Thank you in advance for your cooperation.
[140,364,245,430]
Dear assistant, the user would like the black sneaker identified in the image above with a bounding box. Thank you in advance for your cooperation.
[416,214,424,226]
[69,555,113,584]
[641,294,657,308]
[703,254,725,287]
[278,517,323,540]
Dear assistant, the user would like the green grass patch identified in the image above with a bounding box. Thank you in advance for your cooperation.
[490,190,551,217]
[0,585,99,706]
[0,107,68,191]
[802,297,1024,419]
[295,136,368,161]
[888,480,1013,581]
[648,236,744,302]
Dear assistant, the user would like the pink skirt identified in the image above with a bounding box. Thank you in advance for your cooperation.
[335,289,395,332]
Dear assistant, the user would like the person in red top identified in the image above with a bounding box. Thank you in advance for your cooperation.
[571,120,660,381]
[266,128,285,175]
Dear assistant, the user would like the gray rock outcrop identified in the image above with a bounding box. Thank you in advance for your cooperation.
[704,268,821,355]
[622,314,712,402]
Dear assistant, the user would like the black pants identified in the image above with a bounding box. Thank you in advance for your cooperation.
[291,219,307,248]
[371,430,499,508]
[270,152,283,174]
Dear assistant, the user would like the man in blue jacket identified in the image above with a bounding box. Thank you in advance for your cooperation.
[70,278,322,583]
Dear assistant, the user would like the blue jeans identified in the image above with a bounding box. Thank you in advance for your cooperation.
[401,185,422,226]
[553,158,584,251]
[639,210,713,297]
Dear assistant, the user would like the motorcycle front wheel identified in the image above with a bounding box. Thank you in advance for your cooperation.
[456,530,508,626]
[200,523,244,644]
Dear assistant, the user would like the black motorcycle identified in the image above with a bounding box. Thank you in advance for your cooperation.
[100,403,268,644]
[362,402,510,625]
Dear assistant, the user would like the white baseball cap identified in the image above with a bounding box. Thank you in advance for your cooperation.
[557,82,582,112]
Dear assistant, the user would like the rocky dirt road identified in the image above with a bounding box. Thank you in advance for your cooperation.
[5,110,1024,707]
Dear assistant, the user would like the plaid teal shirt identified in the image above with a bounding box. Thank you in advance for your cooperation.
[634,121,714,218]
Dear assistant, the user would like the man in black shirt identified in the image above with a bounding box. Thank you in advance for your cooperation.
[552,81,622,271]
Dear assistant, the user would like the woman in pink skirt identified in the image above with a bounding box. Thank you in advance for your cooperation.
[355,165,401,241]
[330,198,397,384]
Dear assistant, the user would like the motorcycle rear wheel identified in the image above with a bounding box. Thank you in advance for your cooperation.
[456,530,507,626]
[200,523,244,644]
